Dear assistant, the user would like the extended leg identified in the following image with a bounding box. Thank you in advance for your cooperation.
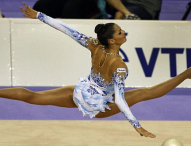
[96,68,191,118]
[0,86,76,107]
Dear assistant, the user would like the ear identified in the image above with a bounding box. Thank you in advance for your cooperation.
[108,39,115,45]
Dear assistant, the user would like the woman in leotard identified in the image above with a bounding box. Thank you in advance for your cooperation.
[0,3,189,138]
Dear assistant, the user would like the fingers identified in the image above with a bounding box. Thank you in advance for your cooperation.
[20,8,27,14]
[135,127,156,138]
[23,2,29,9]
[20,8,29,17]
[142,132,156,138]
[138,130,156,138]
[20,3,32,18]
[23,15,29,18]
[149,133,156,138]
[21,2,32,12]
[20,10,32,18]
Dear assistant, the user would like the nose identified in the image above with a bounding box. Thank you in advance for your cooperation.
[125,32,128,36]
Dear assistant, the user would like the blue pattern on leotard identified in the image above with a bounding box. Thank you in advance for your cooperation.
[37,12,89,49]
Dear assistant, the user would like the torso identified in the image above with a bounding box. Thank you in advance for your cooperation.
[90,44,128,91]
[72,39,128,118]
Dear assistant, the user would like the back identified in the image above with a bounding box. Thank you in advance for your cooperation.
[90,44,128,86]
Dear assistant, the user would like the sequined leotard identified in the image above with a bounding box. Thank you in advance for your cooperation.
[37,12,141,128]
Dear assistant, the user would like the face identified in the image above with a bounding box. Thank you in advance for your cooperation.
[109,24,127,46]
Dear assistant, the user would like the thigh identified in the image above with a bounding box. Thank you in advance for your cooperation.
[32,85,76,108]
[95,88,148,118]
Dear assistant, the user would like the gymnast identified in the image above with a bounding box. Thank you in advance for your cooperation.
[0,2,189,138]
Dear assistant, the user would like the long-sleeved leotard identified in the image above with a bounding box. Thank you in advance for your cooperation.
[36,12,97,49]
[37,12,141,128]
[113,70,141,128]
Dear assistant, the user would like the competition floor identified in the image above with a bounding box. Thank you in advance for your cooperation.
[0,121,191,146]
[0,87,191,145]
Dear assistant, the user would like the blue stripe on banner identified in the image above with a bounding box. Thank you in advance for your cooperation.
[0,86,190,120]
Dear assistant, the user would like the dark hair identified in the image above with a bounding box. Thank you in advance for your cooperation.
[94,23,115,48]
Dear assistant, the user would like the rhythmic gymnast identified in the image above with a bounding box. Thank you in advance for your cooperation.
[0,2,189,138]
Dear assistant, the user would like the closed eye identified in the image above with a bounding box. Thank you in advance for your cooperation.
[118,28,122,35]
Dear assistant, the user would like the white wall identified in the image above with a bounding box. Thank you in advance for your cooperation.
[0,18,191,87]
[0,19,11,86]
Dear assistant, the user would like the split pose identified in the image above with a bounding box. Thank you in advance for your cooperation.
[1,3,189,138]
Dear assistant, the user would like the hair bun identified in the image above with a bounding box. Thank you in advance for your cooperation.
[94,24,106,34]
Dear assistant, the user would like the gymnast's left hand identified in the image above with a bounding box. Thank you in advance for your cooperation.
[20,2,38,19]
[134,127,156,138]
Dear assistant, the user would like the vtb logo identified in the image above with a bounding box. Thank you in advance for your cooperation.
[120,48,191,77]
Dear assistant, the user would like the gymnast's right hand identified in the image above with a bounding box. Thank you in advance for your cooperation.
[134,127,156,138]
[20,2,38,19]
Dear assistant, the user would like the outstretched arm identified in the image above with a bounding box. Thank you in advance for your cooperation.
[36,12,90,48]
[20,3,97,50]
[111,63,155,138]
[113,71,141,128]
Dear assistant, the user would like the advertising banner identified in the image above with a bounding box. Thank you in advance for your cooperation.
[10,19,191,87]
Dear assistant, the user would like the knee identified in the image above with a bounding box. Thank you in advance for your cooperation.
[25,92,40,104]
[16,87,36,103]
[124,88,152,106]
[141,88,152,100]
[131,88,152,102]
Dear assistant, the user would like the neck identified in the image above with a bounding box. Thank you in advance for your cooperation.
[105,45,120,54]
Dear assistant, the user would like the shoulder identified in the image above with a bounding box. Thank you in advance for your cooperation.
[87,38,100,47]
[110,59,127,72]
[87,38,101,52]
[109,58,128,78]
